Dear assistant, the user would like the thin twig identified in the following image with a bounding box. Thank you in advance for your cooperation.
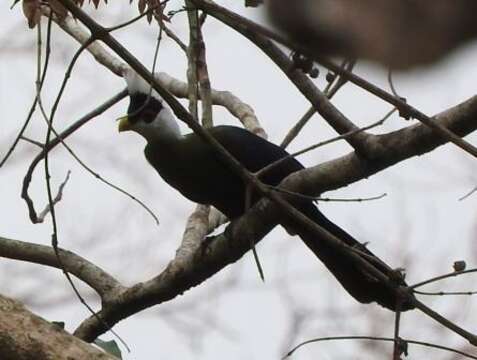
[459,185,477,201]
[245,183,265,281]
[281,60,355,148]
[260,108,395,180]
[280,107,315,148]
[414,289,477,296]
[185,1,200,120]
[315,194,387,202]
[37,171,71,222]
[387,69,400,98]
[411,268,477,289]
[284,335,477,359]
[20,136,44,148]
[0,15,53,168]
[21,89,159,226]
[106,2,166,32]
[163,24,187,52]
[39,19,104,347]
[393,300,403,360]
[325,59,356,99]
[268,186,387,203]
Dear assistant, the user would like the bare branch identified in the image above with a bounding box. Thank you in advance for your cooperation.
[0,16,53,168]
[280,59,355,148]
[0,236,124,300]
[21,89,127,223]
[411,268,477,290]
[37,170,71,223]
[284,335,477,360]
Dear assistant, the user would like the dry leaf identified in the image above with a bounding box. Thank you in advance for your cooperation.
[91,0,100,9]
[49,0,68,22]
[138,0,146,13]
[22,0,41,28]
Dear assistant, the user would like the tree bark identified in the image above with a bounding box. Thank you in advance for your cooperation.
[0,294,116,360]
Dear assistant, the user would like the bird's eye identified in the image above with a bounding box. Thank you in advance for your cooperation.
[127,93,163,124]
[143,109,158,123]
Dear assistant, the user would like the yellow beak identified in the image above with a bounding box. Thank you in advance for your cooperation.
[117,115,132,132]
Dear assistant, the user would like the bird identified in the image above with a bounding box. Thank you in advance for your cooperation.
[118,70,414,311]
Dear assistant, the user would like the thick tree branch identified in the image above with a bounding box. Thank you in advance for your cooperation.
[0,294,117,360]
[291,95,477,196]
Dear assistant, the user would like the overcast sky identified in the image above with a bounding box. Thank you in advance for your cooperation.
[2,1,477,359]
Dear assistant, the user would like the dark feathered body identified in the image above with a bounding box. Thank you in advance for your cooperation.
[120,71,413,311]
[144,126,303,218]
[144,126,412,310]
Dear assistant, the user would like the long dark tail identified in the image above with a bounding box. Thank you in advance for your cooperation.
[291,204,414,311]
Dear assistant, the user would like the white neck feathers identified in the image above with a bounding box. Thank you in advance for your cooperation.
[124,69,183,143]
[148,107,182,142]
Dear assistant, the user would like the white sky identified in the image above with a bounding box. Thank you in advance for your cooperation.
[1,1,477,359]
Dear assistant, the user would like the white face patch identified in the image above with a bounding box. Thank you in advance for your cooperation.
[123,69,183,142]
[131,107,182,142]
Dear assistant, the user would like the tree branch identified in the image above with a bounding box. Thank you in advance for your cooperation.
[0,236,125,302]
[0,293,118,359]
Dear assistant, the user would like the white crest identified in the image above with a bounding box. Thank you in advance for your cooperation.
[123,68,162,102]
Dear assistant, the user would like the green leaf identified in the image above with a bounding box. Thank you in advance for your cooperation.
[51,321,65,329]
[94,338,122,359]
